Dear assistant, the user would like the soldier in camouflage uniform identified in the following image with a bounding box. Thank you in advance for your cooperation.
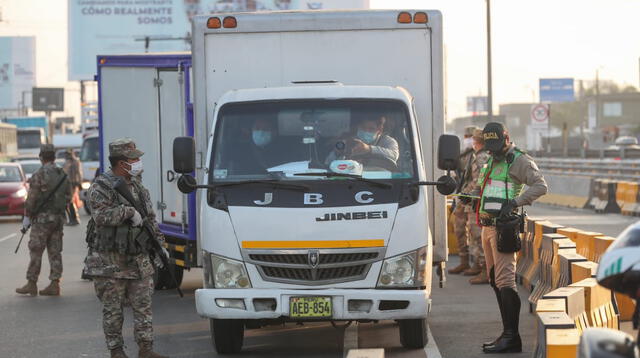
[448,126,477,274]
[84,138,168,358]
[463,129,491,284]
[16,144,72,297]
[63,149,83,226]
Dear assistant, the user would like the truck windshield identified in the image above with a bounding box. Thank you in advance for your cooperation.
[17,132,42,149]
[80,137,100,162]
[210,100,416,182]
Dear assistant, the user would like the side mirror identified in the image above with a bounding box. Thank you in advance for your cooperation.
[435,175,457,195]
[173,137,195,174]
[437,134,460,171]
[177,175,197,194]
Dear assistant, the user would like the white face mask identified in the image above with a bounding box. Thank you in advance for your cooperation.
[463,137,474,149]
[125,160,143,176]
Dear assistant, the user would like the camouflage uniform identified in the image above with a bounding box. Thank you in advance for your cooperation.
[63,151,83,225]
[463,148,490,268]
[24,148,72,283]
[452,148,475,260]
[84,138,165,353]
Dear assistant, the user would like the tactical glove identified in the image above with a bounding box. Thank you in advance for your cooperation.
[499,199,518,218]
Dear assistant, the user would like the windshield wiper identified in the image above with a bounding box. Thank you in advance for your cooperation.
[212,180,309,192]
[293,172,392,189]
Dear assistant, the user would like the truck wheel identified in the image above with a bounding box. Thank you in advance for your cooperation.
[398,318,428,349]
[210,319,244,354]
[154,264,184,290]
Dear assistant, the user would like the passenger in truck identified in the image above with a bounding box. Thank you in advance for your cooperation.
[325,116,400,171]
[226,118,287,175]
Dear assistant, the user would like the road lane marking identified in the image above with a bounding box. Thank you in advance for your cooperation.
[425,325,442,358]
[343,322,359,358]
[0,233,17,243]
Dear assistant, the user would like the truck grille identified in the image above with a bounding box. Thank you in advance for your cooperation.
[243,248,385,285]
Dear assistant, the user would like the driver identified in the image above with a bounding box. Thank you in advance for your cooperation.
[227,118,283,175]
[326,116,399,168]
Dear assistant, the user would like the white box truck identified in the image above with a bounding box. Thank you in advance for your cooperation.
[172,10,459,353]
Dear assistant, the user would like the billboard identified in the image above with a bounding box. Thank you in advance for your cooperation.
[32,87,65,112]
[0,37,36,109]
[466,96,488,113]
[539,78,574,103]
[68,0,370,80]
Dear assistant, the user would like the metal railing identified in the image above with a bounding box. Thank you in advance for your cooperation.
[535,157,640,181]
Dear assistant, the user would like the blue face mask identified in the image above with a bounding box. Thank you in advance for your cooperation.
[252,130,273,147]
[357,129,379,144]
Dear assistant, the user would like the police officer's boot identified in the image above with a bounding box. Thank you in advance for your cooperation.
[110,347,129,358]
[483,287,522,354]
[15,280,37,296]
[39,279,60,296]
[447,255,470,274]
[483,269,505,348]
[138,342,168,358]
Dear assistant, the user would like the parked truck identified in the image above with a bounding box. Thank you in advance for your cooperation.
[95,53,194,287]
[169,10,458,353]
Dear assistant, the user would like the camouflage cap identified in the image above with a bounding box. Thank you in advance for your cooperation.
[39,144,55,155]
[464,126,479,137]
[108,138,144,159]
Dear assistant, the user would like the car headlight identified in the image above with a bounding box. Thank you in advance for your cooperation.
[377,247,427,288]
[206,253,251,289]
[81,182,91,190]
[11,188,27,198]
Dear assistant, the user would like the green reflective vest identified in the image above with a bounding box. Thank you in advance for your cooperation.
[478,150,524,216]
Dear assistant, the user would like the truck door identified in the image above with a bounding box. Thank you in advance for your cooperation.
[100,67,162,211]
[157,70,186,225]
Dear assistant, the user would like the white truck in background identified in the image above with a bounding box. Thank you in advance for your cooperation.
[171,10,459,354]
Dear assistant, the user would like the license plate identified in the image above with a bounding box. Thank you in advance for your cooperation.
[289,297,332,318]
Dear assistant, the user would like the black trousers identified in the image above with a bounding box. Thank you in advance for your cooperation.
[66,202,80,224]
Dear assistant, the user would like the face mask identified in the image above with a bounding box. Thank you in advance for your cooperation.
[357,129,379,144]
[463,137,474,149]
[125,160,143,176]
[252,130,273,147]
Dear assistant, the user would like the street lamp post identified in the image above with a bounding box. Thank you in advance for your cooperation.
[486,0,493,121]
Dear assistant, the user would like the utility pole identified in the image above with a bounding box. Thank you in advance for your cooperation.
[486,0,493,121]
[595,69,600,129]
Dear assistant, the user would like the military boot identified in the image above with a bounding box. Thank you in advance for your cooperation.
[463,262,483,276]
[39,280,60,296]
[15,280,37,296]
[469,265,490,284]
[447,255,470,274]
[110,347,129,358]
[138,342,168,358]
[483,287,522,353]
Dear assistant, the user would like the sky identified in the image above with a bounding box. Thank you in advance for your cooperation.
[1,0,639,122]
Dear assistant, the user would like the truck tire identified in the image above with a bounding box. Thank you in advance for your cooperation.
[153,263,184,290]
[398,318,428,349]
[210,319,244,354]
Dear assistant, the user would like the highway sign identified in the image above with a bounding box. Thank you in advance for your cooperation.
[539,78,574,103]
[32,87,64,112]
[530,103,550,129]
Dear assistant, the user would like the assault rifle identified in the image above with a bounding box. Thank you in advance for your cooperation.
[15,173,68,254]
[113,178,183,298]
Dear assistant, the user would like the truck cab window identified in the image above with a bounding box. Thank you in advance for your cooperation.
[210,99,416,182]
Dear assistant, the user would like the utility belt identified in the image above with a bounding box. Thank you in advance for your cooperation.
[480,216,496,227]
[480,212,526,253]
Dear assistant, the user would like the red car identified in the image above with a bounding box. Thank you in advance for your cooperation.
[0,163,28,216]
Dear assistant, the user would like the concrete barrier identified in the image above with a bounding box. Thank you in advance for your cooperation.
[570,277,619,329]
[551,238,577,290]
[536,174,592,209]
[517,216,540,284]
[347,349,384,358]
[533,311,578,358]
[570,261,598,283]
[524,222,564,293]
[558,252,587,288]
[617,181,639,216]
[593,236,616,263]
[543,287,589,333]
[557,227,581,243]
[594,180,621,214]
[530,234,570,305]
[574,231,603,262]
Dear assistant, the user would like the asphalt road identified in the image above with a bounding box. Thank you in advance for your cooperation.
[0,204,635,358]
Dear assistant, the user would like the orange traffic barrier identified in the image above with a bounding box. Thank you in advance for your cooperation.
[557,227,581,243]
[574,231,603,262]
[517,216,540,285]
[593,236,616,263]
[571,261,598,283]
[558,251,587,288]
[533,311,578,358]
[570,277,619,329]
[617,181,639,216]
[551,238,576,290]
[524,221,564,292]
[543,286,589,333]
[530,234,569,305]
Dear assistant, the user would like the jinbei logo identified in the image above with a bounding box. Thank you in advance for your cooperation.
[316,211,388,222]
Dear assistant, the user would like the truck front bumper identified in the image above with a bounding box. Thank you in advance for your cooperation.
[195,288,431,320]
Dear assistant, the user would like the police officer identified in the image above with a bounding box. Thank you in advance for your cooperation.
[16,144,72,296]
[462,129,491,284]
[84,138,168,358]
[448,126,477,274]
[474,123,547,354]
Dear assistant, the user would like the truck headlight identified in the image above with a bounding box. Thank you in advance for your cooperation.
[11,187,27,198]
[81,182,91,190]
[208,254,251,289]
[377,247,427,288]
